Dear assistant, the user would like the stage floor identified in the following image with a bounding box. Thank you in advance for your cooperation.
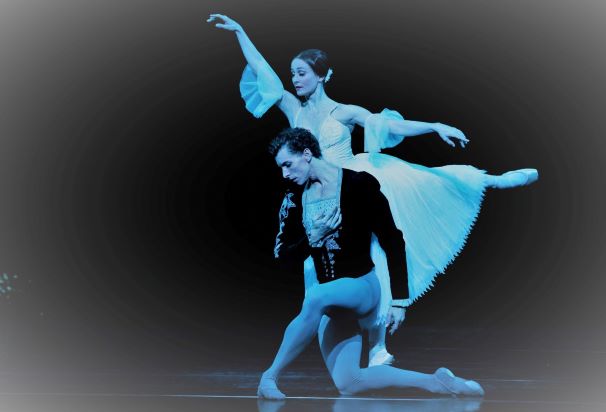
[2,345,605,411]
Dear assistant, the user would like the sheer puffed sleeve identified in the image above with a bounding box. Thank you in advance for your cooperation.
[364,109,406,153]
[239,62,284,118]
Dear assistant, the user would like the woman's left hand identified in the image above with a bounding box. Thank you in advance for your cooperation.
[434,123,469,148]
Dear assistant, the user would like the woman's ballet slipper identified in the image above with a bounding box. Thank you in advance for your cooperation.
[368,348,395,367]
[257,374,286,400]
[434,367,485,397]
[492,168,539,189]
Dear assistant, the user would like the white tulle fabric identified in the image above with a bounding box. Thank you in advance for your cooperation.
[365,109,408,153]
[240,64,487,325]
[240,63,284,118]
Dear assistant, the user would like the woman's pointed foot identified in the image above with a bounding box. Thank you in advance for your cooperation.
[434,367,485,397]
[368,348,395,367]
[488,168,539,189]
[257,373,286,400]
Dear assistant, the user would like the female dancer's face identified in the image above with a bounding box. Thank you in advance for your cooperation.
[275,146,311,185]
[291,58,322,97]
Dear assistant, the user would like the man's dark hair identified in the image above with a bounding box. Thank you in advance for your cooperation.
[268,127,322,158]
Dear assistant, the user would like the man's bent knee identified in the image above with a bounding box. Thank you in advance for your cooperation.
[301,288,328,319]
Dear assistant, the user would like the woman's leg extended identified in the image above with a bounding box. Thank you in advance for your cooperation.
[258,275,377,398]
[484,168,539,189]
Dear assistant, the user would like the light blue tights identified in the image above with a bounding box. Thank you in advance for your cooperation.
[258,272,441,399]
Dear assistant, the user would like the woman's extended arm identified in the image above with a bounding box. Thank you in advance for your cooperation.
[388,120,469,148]
[341,104,470,148]
[208,14,266,75]
[208,14,300,118]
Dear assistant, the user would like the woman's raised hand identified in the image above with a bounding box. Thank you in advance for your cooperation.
[207,14,243,32]
[434,123,469,148]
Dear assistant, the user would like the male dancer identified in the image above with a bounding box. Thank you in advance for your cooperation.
[259,127,483,399]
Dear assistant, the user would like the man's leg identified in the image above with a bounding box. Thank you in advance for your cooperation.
[319,313,483,396]
[317,274,484,396]
[318,311,438,395]
[257,276,376,399]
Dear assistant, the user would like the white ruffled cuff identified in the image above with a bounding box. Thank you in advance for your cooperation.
[364,109,406,153]
[239,62,284,118]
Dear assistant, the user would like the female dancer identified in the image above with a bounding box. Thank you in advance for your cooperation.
[261,127,484,399]
[207,14,538,365]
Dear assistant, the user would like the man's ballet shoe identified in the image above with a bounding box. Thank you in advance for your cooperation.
[368,348,395,367]
[257,374,286,400]
[494,168,539,189]
[434,367,485,397]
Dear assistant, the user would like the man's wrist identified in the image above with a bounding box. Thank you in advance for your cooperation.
[307,228,328,247]
[391,298,411,308]
[307,232,324,247]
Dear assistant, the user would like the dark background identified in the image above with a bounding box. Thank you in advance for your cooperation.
[0,0,604,380]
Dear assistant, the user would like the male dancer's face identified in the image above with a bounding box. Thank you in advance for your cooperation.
[274,146,311,186]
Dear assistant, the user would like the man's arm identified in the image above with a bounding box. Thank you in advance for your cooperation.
[362,173,409,301]
[274,191,311,263]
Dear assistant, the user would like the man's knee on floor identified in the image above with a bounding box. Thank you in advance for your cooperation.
[333,369,364,395]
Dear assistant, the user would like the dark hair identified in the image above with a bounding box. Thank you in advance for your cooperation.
[294,49,330,78]
[268,127,322,158]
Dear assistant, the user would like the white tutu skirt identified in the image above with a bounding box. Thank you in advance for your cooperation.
[345,153,487,323]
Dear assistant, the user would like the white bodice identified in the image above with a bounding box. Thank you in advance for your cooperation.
[294,108,354,167]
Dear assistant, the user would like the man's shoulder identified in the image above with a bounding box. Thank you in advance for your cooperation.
[343,168,380,191]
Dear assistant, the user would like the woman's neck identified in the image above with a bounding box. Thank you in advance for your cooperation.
[303,85,332,110]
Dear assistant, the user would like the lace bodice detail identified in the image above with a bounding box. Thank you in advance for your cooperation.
[302,168,343,279]
[303,198,339,235]
[294,108,354,167]
[302,168,343,233]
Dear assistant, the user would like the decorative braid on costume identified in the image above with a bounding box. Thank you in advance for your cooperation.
[274,192,296,258]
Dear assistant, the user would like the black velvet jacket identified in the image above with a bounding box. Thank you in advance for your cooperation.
[274,169,409,300]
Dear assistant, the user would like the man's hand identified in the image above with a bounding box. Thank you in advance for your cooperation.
[308,207,342,245]
[386,306,406,335]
